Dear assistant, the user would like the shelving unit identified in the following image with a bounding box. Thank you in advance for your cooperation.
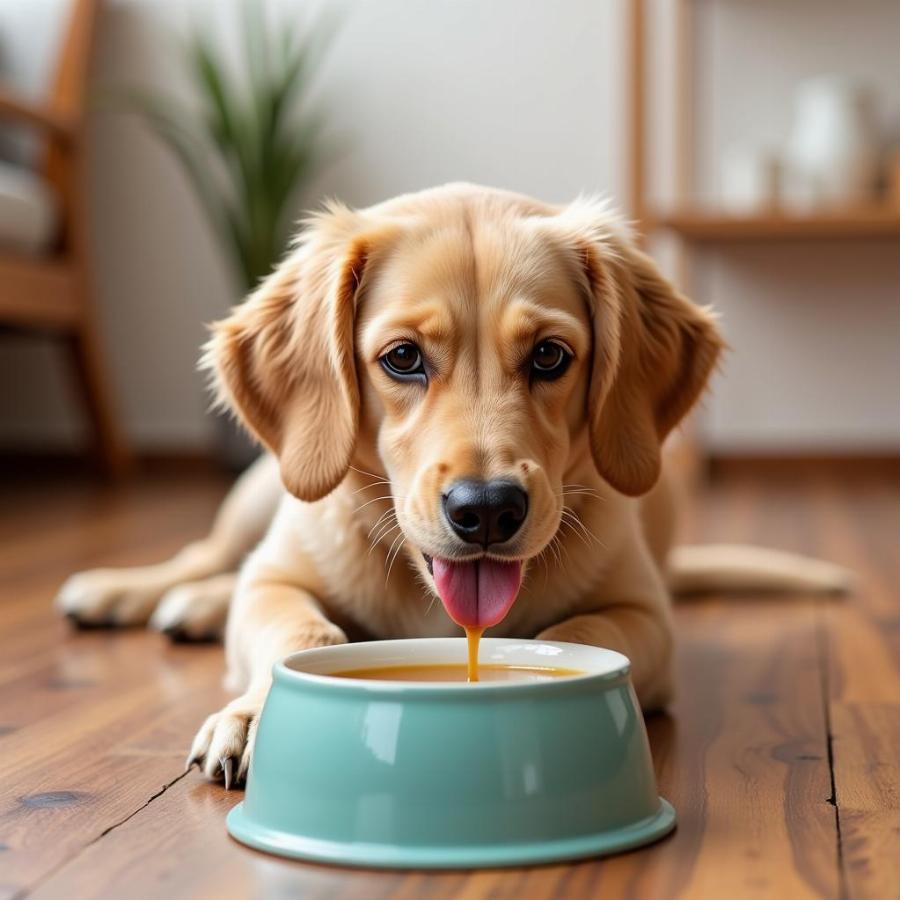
[626,0,900,477]
[627,0,900,245]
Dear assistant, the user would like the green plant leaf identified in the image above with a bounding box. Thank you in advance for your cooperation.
[115,0,340,294]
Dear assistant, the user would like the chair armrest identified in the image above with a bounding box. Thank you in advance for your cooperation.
[0,87,74,139]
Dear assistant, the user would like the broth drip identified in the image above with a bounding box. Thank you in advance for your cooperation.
[465,626,485,682]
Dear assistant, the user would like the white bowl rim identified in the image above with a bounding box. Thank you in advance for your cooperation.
[274,637,631,694]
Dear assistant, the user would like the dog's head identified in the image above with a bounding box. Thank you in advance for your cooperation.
[206,184,722,629]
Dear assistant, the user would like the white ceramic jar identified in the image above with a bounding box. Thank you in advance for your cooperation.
[783,77,879,211]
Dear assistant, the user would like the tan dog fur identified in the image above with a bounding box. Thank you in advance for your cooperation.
[56,184,850,786]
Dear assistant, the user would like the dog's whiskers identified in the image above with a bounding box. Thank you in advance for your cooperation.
[560,483,604,501]
[352,480,393,495]
[383,530,405,569]
[560,488,603,504]
[560,506,591,536]
[560,506,606,551]
[384,533,407,584]
[367,508,396,538]
[560,508,593,544]
[369,522,400,554]
[560,517,592,553]
[552,531,573,575]
[536,529,565,574]
[551,532,567,567]
[536,534,561,593]
[368,516,400,554]
[350,494,401,516]
[368,522,398,552]
[349,464,390,482]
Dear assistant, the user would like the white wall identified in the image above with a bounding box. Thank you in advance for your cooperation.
[0,0,897,454]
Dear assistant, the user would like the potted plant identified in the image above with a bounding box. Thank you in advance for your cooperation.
[123,1,336,468]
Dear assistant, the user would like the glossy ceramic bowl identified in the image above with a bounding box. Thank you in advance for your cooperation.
[227,638,675,868]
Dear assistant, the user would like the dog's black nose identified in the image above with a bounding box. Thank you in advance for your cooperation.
[442,479,528,547]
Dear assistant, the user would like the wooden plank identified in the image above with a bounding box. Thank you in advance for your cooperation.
[814,480,900,900]
[0,473,229,898]
[0,630,229,899]
[666,480,838,899]
[0,482,226,687]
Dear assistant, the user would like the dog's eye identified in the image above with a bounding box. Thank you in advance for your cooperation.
[380,343,426,381]
[531,341,571,381]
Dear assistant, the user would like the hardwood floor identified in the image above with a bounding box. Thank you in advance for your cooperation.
[0,466,897,899]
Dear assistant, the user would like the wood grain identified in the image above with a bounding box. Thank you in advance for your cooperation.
[1,467,897,899]
[648,207,900,242]
[814,480,900,899]
[0,473,229,900]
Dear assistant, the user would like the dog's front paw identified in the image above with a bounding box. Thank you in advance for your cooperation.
[188,621,348,787]
[187,692,265,788]
[55,569,166,627]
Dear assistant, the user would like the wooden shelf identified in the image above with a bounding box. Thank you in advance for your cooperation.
[646,207,900,242]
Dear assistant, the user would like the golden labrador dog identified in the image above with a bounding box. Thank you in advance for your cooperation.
[57,184,849,787]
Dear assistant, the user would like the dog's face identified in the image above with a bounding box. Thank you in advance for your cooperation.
[208,185,722,628]
[356,216,590,570]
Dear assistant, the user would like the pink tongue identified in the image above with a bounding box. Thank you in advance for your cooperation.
[432,558,523,629]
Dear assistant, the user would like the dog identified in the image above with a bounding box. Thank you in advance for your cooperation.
[56,184,850,787]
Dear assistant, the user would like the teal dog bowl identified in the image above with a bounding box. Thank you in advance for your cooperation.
[227,638,675,868]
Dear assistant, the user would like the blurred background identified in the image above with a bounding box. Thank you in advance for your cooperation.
[1,0,899,474]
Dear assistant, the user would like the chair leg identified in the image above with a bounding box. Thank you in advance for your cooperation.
[60,155,132,476]
[66,321,132,476]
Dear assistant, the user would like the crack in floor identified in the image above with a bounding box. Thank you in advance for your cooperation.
[14,767,191,900]
[91,769,191,843]
[815,598,848,900]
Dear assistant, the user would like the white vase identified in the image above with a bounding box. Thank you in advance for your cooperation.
[783,77,879,211]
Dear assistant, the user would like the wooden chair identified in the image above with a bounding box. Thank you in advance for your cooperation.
[0,0,130,474]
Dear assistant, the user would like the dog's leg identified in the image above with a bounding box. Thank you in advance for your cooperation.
[536,534,674,711]
[187,573,347,786]
[56,454,280,628]
[148,572,237,641]
[538,605,673,710]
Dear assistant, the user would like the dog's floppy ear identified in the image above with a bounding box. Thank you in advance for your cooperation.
[588,241,723,495]
[550,200,724,496]
[205,205,381,501]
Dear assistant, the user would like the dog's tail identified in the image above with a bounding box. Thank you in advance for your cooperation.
[667,544,853,596]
